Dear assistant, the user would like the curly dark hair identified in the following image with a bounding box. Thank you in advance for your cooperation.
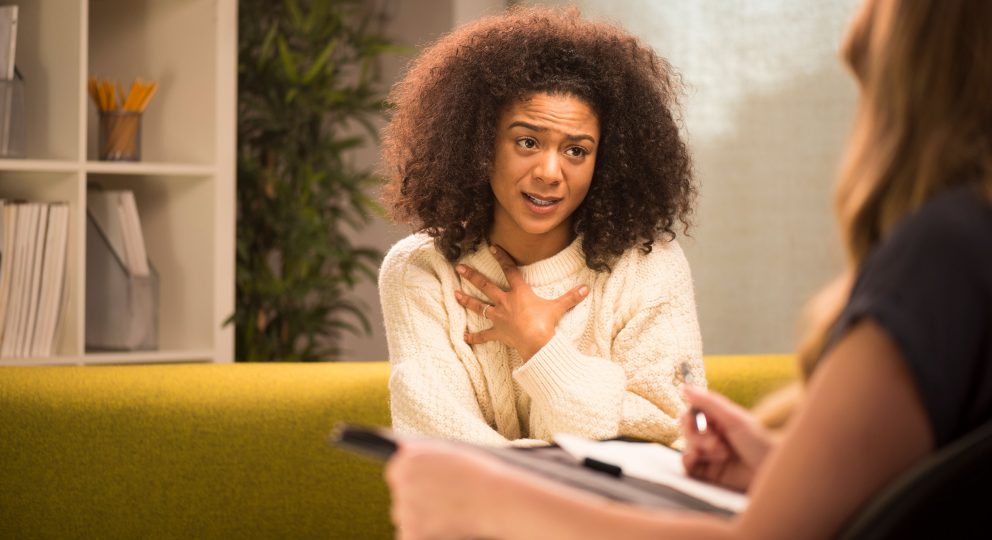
[382,6,695,271]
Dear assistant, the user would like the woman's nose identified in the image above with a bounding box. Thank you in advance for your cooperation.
[535,151,563,186]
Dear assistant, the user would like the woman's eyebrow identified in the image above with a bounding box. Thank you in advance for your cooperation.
[507,121,596,143]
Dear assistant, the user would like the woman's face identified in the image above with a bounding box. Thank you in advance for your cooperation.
[489,92,600,252]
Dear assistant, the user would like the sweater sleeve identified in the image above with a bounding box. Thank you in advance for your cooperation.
[381,238,526,446]
[512,243,703,446]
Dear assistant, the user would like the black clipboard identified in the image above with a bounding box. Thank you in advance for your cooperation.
[329,424,398,461]
[328,423,735,517]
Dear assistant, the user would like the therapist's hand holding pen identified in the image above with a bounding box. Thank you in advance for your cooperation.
[680,385,775,493]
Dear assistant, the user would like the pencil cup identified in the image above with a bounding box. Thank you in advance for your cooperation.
[0,78,26,158]
[98,110,142,161]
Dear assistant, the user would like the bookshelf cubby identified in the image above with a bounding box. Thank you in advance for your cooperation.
[0,0,235,365]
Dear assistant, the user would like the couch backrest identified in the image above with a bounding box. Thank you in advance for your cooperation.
[0,356,796,539]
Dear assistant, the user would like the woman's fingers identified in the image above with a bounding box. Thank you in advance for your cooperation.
[464,328,498,345]
[454,290,495,319]
[683,450,719,482]
[456,264,504,300]
[489,245,526,287]
[683,386,773,481]
[681,407,704,444]
[682,449,700,476]
[697,433,731,462]
[684,386,751,431]
[684,444,736,486]
[682,411,731,461]
[452,289,500,345]
[555,284,590,312]
[682,406,733,472]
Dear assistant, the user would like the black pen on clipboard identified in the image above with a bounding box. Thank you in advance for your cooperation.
[680,362,709,434]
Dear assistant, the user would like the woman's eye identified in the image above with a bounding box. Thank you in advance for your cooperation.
[516,138,538,149]
[565,146,588,158]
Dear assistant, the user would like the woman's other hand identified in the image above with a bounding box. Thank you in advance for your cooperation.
[681,386,774,492]
[385,440,505,540]
[454,244,589,360]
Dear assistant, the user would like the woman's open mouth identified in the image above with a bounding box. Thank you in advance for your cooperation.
[522,192,562,211]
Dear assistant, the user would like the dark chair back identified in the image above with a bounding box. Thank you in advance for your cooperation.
[836,420,992,539]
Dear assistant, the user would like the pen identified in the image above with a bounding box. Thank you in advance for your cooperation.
[680,361,709,434]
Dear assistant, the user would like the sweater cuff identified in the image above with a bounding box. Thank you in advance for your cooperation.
[512,333,624,404]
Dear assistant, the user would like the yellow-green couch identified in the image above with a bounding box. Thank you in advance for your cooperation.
[0,356,796,539]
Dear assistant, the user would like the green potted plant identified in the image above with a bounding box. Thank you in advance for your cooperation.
[233,0,396,360]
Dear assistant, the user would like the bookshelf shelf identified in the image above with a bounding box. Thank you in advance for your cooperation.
[0,160,82,173]
[60,349,216,365]
[85,161,215,177]
[0,0,235,365]
[0,349,216,367]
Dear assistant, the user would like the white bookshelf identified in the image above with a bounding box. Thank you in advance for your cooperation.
[0,0,236,365]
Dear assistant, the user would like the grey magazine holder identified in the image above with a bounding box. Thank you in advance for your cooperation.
[85,212,159,351]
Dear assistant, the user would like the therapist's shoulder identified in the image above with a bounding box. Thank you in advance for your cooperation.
[882,183,992,265]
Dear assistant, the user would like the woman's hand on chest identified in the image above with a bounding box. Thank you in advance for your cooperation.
[454,245,590,361]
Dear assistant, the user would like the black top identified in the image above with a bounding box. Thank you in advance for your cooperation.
[827,182,992,448]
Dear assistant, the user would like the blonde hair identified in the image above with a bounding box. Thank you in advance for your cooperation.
[758,0,992,427]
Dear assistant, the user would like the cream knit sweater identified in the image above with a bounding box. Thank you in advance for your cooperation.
[380,233,705,447]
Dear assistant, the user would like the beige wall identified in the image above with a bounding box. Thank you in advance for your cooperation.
[538,0,862,354]
[342,0,862,359]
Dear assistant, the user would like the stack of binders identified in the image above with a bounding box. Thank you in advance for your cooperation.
[0,200,71,358]
[86,187,158,351]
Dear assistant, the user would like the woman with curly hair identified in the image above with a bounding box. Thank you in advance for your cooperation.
[385,0,992,538]
[378,6,702,446]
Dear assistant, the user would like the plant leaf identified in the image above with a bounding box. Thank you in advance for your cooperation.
[302,38,338,84]
[276,35,298,83]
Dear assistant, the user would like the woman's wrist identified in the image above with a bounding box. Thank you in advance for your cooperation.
[518,329,555,361]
